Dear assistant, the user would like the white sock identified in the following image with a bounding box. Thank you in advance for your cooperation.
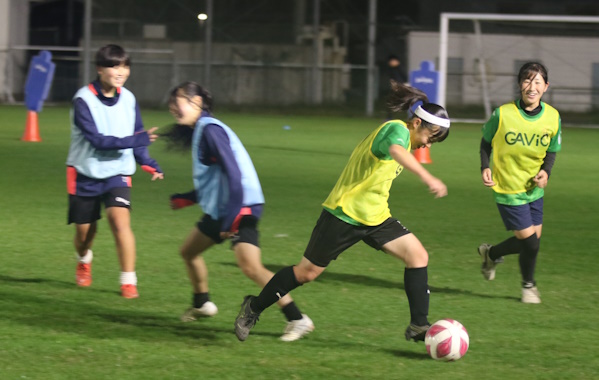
[77,249,93,264]
[120,271,137,286]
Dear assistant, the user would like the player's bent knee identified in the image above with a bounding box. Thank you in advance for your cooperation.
[239,263,262,280]
[294,267,321,283]
[405,249,429,268]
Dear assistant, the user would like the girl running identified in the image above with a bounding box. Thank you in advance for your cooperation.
[478,62,561,304]
[235,81,450,342]
[165,81,313,342]
[66,44,163,298]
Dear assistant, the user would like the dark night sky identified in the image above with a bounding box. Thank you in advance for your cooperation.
[28,0,599,63]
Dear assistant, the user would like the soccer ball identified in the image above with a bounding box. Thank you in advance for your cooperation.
[425,319,469,361]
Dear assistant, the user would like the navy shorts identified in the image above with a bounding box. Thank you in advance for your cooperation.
[68,187,131,224]
[197,212,260,248]
[303,210,411,267]
[496,198,544,231]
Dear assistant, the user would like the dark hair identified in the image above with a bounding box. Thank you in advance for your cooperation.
[518,62,548,84]
[162,82,214,150]
[95,44,131,68]
[387,81,450,143]
[168,81,213,113]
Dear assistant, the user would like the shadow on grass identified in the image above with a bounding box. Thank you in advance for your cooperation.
[0,274,117,295]
[218,262,520,301]
[384,348,430,360]
[0,274,280,344]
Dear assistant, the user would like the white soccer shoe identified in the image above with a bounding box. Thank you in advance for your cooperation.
[280,314,314,342]
[180,301,219,322]
[521,286,541,304]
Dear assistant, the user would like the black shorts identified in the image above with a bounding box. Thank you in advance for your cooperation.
[197,214,260,248]
[303,210,411,267]
[68,187,131,224]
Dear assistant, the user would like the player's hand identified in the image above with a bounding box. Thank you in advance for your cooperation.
[533,170,548,189]
[482,168,495,187]
[427,177,448,198]
[151,172,164,181]
[220,232,234,239]
[147,127,159,142]
[170,194,195,210]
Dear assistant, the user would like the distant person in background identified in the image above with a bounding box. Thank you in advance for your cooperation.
[235,81,450,343]
[386,55,407,119]
[387,54,407,85]
[66,44,164,298]
[164,81,314,342]
[478,62,562,304]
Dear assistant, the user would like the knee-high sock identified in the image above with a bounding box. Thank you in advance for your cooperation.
[250,266,302,314]
[404,267,430,326]
[489,236,521,261]
[519,234,540,285]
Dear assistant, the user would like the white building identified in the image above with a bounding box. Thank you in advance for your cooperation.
[408,31,599,112]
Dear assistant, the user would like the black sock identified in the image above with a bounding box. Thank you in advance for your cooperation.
[193,292,210,308]
[489,236,521,261]
[281,301,303,321]
[250,266,302,314]
[519,234,540,286]
[404,267,430,326]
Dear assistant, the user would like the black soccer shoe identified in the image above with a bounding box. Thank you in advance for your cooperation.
[405,323,430,342]
[235,295,260,341]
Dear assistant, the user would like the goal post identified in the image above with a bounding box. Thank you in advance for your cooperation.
[438,13,599,119]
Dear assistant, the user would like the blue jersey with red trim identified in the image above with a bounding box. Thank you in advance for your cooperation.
[192,114,264,231]
[66,81,162,196]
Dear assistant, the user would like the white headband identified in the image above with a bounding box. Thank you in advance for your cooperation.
[414,105,450,128]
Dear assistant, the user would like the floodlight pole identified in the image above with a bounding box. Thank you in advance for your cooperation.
[365,0,377,116]
[473,20,491,119]
[438,14,449,108]
[203,0,213,89]
[311,0,322,104]
[82,0,92,85]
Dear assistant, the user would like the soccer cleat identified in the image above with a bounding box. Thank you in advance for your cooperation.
[405,323,430,342]
[76,262,92,287]
[478,243,503,280]
[280,314,315,342]
[521,286,541,304]
[235,295,260,341]
[121,284,139,299]
[180,302,219,321]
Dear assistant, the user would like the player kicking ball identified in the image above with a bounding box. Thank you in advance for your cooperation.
[164,81,314,342]
[235,81,450,342]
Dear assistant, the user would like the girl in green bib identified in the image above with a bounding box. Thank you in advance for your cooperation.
[235,82,450,343]
[478,62,562,304]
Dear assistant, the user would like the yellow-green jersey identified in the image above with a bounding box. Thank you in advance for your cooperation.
[482,100,562,206]
[323,120,411,226]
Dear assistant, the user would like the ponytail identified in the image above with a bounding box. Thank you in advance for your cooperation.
[161,123,194,151]
[388,81,450,144]
[387,80,428,113]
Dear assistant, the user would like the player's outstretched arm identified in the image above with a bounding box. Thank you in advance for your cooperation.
[389,144,447,198]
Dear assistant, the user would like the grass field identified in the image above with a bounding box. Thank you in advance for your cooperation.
[0,104,598,379]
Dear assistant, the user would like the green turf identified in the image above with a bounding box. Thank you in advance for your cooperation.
[0,105,598,379]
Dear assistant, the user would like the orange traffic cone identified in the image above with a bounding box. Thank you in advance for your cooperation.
[413,146,432,164]
[22,110,41,142]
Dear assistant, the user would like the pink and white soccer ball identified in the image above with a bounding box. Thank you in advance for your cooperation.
[425,319,469,361]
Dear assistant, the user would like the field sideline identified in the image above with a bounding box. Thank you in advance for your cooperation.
[0,105,598,379]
